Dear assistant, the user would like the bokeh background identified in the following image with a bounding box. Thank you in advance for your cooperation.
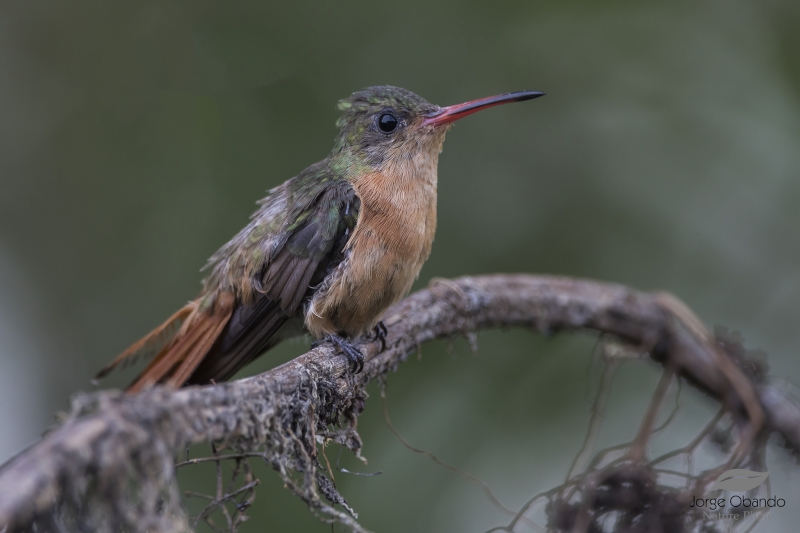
[2,0,800,531]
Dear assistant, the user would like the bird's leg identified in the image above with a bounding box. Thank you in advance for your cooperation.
[370,321,388,352]
[312,334,364,373]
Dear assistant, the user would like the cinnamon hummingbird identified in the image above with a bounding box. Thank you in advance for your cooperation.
[96,86,544,392]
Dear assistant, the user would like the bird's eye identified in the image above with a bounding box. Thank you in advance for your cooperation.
[377,113,398,133]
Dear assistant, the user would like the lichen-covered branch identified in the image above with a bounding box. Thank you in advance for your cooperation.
[0,274,798,532]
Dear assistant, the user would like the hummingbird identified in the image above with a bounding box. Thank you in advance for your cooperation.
[96,86,544,392]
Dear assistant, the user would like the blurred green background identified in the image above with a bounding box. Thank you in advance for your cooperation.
[2,0,800,531]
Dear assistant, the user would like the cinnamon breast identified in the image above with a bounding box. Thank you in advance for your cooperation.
[305,150,439,338]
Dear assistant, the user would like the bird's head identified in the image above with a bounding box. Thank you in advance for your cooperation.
[330,85,544,174]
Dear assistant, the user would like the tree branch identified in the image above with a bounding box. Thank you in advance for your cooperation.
[0,274,798,532]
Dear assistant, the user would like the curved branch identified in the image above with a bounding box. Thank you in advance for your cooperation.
[0,274,797,532]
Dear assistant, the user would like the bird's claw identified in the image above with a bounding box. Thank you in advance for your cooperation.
[370,321,388,352]
[313,334,364,373]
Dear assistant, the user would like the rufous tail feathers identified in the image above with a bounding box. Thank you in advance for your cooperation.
[95,292,235,393]
[94,304,195,381]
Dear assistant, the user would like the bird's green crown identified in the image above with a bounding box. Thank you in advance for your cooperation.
[336,86,438,124]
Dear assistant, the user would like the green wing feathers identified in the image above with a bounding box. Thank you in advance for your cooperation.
[99,176,360,391]
[262,190,352,313]
[187,182,360,385]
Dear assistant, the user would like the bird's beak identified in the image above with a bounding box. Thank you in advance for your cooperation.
[422,90,545,127]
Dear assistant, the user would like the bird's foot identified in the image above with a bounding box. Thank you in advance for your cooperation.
[370,321,388,352]
[313,334,364,373]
